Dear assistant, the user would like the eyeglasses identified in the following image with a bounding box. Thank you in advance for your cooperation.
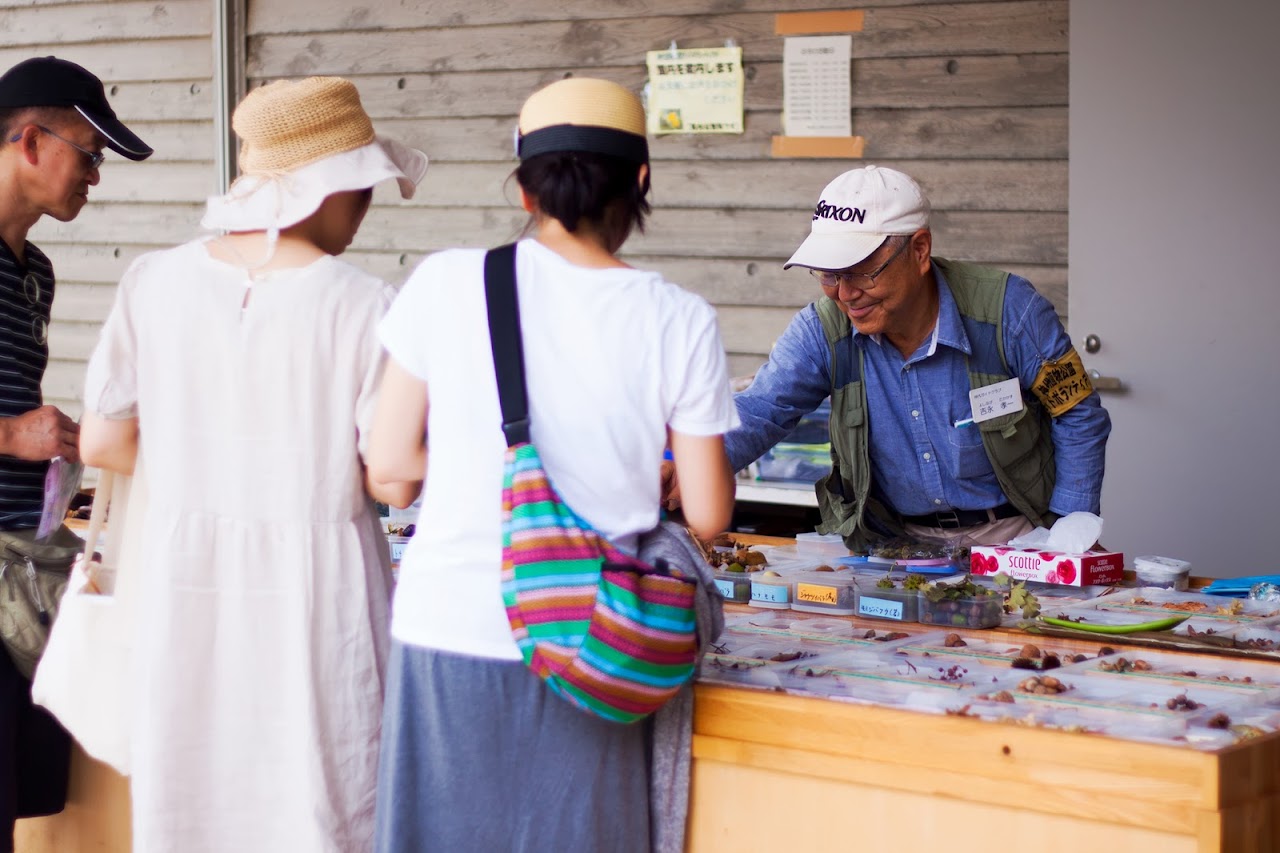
[809,236,911,290]
[7,125,105,170]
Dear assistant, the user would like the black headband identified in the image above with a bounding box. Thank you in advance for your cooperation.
[517,124,648,164]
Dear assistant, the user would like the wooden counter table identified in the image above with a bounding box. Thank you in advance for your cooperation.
[688,679,1280,852]
[19,534,1280,852]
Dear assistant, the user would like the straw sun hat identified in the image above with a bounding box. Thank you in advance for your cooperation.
[202,76,428,233]
[515,78,648,164]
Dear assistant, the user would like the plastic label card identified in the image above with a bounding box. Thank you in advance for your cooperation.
[796,583,839,605]
[858,596,904,620]
[752,584,791,604]
[969,377,1023,424]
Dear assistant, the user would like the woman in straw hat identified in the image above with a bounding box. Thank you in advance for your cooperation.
[78,77,427,852]
[365,78,736,851]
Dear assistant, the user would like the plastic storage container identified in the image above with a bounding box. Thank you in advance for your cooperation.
[794,531,849,557]
[1133,555,1193,590]
[854,585,920,622]
[790,572,858,615]
[749,571,796,609]
[712,567,756,603]
[918,582,1003,629]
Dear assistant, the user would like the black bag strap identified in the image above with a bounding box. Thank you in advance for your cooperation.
[484,243,532,446]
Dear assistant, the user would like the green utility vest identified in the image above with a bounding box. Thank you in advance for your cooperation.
[813,258,1056,551]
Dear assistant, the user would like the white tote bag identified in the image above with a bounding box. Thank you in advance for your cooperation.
[32,460,147,775]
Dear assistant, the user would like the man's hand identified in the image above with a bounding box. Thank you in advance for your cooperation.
[2,406,80,463]
[660,459,682,511]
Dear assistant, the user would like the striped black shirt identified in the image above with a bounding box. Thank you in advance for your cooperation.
[0,236,52,529]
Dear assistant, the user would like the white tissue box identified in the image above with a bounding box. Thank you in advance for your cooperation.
[969,545,1124,586]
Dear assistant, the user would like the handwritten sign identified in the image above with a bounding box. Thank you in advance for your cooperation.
[646,46,744,135]
[783,35,852,136]
[796,582,839,605]
[751,582,791,604]
[857,595,904,621]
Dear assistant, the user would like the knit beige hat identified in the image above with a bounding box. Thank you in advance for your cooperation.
[235,77,375,173]
[516,78,648,163]
[203,76,427,233]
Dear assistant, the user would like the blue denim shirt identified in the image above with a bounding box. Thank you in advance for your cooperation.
[725,265,1111,517]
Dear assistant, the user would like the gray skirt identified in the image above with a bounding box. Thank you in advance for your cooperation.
[374,641,651,853]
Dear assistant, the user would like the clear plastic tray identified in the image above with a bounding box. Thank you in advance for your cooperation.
[1082,649,1280,697]
[721,613,918,650]
[964,668,1264,722]
[1182,704,1280,751]
[1187,622,1280,653]
[776,647,1024,712]
[955,695,1192,744]
[890,632,1109,669]
[1092,588,1280,623]
[698,636,831,688]
[1050,589,1280,639]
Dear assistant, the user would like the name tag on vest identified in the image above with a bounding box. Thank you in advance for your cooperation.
[969,377,1023,424]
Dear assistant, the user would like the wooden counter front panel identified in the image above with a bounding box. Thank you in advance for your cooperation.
[689,684,1280,853]
[689,759,1196,853]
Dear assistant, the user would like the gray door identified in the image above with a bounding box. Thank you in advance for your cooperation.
[1069,0,1280,576]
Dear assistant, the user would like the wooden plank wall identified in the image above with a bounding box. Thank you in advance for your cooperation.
[0,0,215,416]
[248,0,1068,378]
[4,0,1068,403]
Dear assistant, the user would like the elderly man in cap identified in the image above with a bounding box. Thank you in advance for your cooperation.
[0,55,151,846]
[677,165,1110,550]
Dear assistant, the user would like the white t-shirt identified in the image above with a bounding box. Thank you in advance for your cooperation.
[379,239,739,659]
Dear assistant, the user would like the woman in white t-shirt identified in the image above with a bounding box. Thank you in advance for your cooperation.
[366,78,737,852]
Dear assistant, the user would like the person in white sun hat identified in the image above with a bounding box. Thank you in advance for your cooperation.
[78,76,426,853]
[668,164,1111,549]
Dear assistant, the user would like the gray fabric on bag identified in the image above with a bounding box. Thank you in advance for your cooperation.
[638,521,723,853]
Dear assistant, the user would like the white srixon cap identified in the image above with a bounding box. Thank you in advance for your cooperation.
[784,165,931,271]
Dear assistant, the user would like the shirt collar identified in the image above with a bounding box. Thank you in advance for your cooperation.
[852,262,972,358]
[932,263,972,356]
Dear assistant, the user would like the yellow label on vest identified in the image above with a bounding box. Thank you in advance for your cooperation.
[1031,349,1093,416]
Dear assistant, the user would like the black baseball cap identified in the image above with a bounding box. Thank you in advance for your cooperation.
[0,56,152,161]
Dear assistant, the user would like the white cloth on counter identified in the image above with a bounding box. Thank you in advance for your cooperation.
[82,238,395,853]
[379,238,739,660]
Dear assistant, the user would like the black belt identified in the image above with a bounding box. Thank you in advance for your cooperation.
[899,503,1022,530]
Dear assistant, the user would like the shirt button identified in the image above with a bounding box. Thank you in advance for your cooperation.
[934,499,943,505]
[923,452,931,461]
[911,410,919,418]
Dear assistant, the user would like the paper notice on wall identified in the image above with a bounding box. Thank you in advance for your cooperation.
[645,46,745,135]
[783,35,852,137]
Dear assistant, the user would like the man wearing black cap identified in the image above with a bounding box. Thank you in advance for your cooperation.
[0,55,151,848]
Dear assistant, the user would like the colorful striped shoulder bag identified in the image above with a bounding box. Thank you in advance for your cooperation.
[484,242,699,724]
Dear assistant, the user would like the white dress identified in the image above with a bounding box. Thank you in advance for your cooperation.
[83,239,395,853]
